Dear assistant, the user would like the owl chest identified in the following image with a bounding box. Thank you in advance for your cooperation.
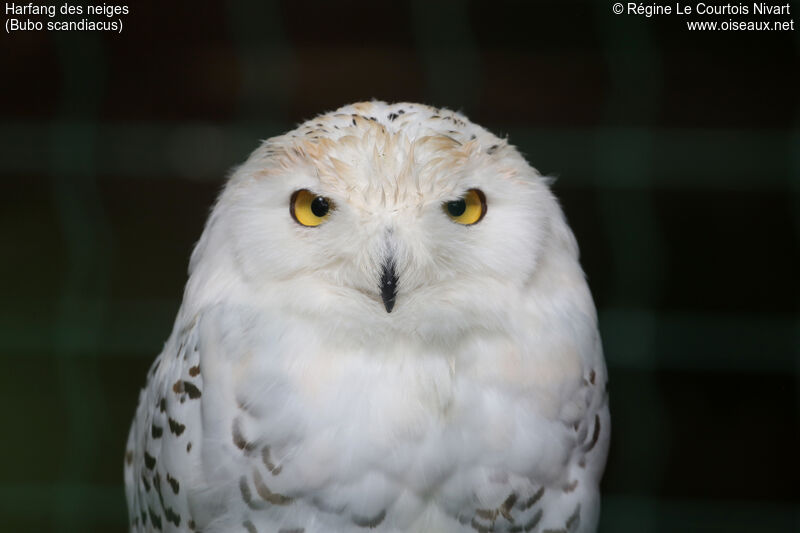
[233,333,548,478]
[218,322,586,520]
[283,345,460,438]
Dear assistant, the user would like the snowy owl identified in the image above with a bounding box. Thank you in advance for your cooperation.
[124,101,610,533]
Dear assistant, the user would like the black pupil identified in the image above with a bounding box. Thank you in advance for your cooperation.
[311,196,329,217]
[447,199,466,217]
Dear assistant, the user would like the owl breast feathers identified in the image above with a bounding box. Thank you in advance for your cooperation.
[125,101,610,533]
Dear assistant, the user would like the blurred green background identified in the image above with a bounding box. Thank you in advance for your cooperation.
[1,1,798,531]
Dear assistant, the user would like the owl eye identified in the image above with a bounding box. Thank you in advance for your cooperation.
[443,189,486,225]
[291,189,334,227]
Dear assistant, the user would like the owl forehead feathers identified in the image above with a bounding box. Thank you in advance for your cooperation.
[243,101,522,208]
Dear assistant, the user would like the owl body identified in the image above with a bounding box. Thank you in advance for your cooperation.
[125,102,609,533]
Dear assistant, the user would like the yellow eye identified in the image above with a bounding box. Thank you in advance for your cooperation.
[443,189,486,225]
[290,189,334,227]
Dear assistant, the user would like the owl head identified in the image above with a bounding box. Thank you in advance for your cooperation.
[184,102,586,345]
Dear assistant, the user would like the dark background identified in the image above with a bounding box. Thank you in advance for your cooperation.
[1,1,798,531]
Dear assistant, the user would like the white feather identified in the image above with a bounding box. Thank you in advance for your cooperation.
[125,101,609,533]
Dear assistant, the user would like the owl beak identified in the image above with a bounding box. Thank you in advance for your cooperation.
[380,260,398,313]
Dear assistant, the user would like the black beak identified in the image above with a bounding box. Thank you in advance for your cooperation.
[380,260,398,313]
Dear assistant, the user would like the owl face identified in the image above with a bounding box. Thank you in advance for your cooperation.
[194,103,563,342]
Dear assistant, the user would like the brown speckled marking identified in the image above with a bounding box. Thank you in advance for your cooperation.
[239,476,266,510]
[542,504,580,533]
[173,380,184,394]
[566,505,581,531]
[261,446,282,475]
[141,472,151,492]
[583,415,600,453]
[154,471,163,502]
[236,397,250,412]
[189,365,200,377]
[186,442,192,453]
[487,144,499,154]
[148,507,163,530]
[182,381,202,399]
[164,506,181,527]
[518,487,545,510]
[233,419,256,453]
[589,369,596,385]
[475,508,497,521]
[167,472,180,494]
[151,423,163,439]
[188,519,196,530]
[243,520,258,533]
[563,479,579,493]
[253,469,293,505]
[125,450,133,465]
[168,417,186,436]
[523,509,543,532]
[473,493,517,532]
[501,493,518,515]
[353,509,386,528]
[470,517,491,533]
[159,398,166,412]
[144,452,156,470]
[279,529,305,533]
